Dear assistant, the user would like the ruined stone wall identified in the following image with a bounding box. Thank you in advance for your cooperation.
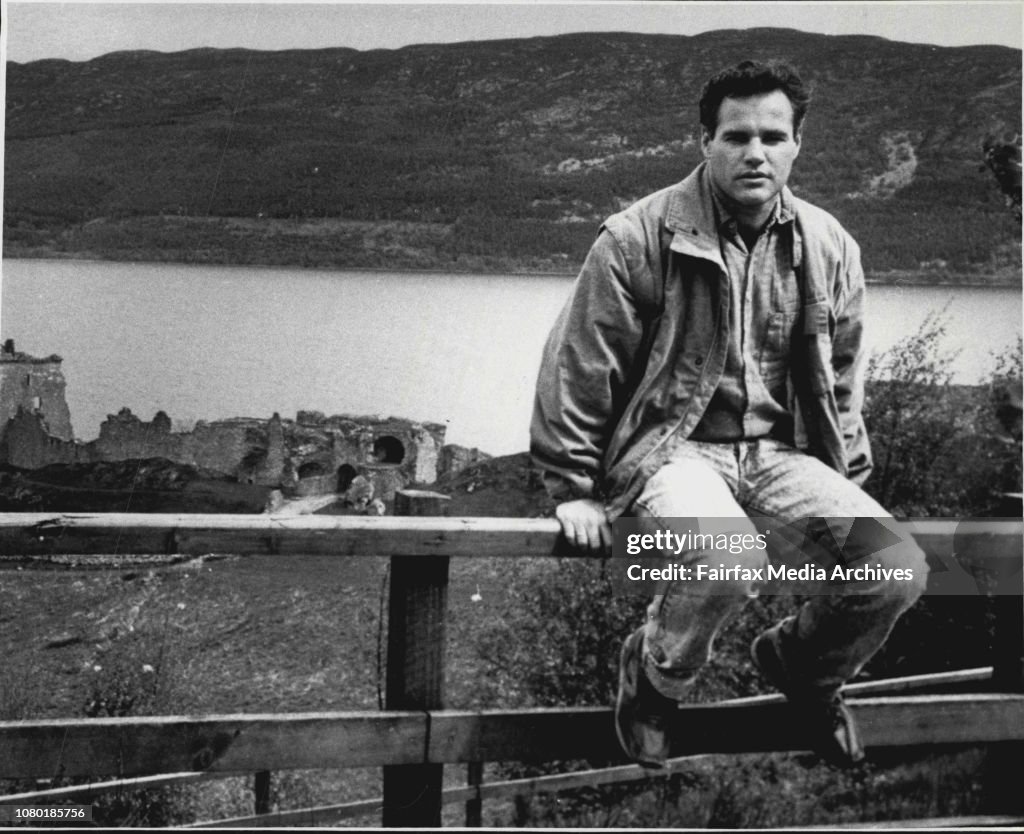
[438,444,492,480]
[253,413,286,485]
[94,409,267,480]
[410,425,441,483]
[78,408,448,503]
[187,420,262,477]
[290,412,446,502]
[4,388,453,505]
[0,341,462,507]
[93,408,181,461]
[290,471,338,497]
[3,408,89,469]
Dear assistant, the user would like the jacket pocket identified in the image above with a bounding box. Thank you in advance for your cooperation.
[802,300,831,336]
[809,336,836,394]
[800,300,834,395]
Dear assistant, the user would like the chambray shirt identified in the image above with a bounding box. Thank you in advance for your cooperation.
[689,191,800,442]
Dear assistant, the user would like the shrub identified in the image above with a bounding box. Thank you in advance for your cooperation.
[864,311,1022,517]
[75,581,198,826]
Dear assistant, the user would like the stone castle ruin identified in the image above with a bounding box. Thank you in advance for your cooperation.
[0,339,74,446]
[0,340,486,505]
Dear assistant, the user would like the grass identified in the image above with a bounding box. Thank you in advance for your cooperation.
[0,554,385,825]
[1,552,1020,827]
[0,552,525,825]
[502,747,997,828]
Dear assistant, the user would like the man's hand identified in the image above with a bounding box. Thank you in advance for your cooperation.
[556,498,613,554]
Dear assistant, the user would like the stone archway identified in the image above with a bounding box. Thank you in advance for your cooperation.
[337,463,358,492]
[373,435,405,464]
[297,461,327,479]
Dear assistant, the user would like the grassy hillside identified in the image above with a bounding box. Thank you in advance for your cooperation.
[4,30,1021,279]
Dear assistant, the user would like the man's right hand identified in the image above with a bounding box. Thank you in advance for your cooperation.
[556,498,613,554]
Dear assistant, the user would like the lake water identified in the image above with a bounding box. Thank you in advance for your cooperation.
[1,259,1020,456]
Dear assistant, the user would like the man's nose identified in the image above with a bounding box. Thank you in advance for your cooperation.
[743,139,766,164]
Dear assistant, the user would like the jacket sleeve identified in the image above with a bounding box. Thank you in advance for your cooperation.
[832,237,873,486]
[530,227,649,501]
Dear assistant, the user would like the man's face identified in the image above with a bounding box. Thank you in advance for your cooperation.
[701,90,801,215]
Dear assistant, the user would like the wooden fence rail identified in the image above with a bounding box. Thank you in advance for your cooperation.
[1,509,1021,827]
[4,695,1024,780]
[0,664,997,803]
[1,512,1020,562]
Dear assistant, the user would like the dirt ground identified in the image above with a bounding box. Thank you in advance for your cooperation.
[0,549,540,824]
[0,452,550,716]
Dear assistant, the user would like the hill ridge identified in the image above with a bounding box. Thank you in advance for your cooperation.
[5,29,1020,279]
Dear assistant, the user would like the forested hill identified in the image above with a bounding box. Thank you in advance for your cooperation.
[4,29,1021,280]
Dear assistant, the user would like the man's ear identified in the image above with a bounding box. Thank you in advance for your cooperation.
[700,127,712,159]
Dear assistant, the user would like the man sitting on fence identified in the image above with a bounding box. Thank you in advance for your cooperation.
[530,60,929,768]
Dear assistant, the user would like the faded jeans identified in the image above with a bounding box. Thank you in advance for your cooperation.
[632,438,929,699]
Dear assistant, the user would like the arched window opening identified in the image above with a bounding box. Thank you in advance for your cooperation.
[297,461,326,479]
[337,464,358,492]
[372,436,405,464]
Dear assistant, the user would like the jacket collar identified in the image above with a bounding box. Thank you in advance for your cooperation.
[666,163,801,270]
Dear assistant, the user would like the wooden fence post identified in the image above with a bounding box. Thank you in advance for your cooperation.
[465,761,483,827]
[992,497,1024,693]
[253,770,271,815]
[978,496,1024,814]
[382,489,451,827]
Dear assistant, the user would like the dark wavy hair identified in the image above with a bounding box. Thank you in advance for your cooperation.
[699,60,811,136]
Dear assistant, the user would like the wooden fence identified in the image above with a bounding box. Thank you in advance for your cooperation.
[0,501,1021,827]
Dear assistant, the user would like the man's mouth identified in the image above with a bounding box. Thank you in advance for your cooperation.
[739,173,771,181]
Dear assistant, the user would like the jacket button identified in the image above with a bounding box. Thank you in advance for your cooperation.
[695,356,704,367]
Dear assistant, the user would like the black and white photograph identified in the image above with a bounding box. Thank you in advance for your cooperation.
[0,1,1021,828]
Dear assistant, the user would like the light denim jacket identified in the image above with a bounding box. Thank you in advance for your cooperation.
[530,163,872,518]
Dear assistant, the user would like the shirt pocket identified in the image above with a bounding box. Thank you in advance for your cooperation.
[759,310,796,383]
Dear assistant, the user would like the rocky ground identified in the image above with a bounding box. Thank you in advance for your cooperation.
[0,451,547,515]
[425,451,552,517]
[0,458,274,514]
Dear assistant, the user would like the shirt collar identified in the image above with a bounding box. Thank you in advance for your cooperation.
[711,185,795,236]
[665,164,801,271]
